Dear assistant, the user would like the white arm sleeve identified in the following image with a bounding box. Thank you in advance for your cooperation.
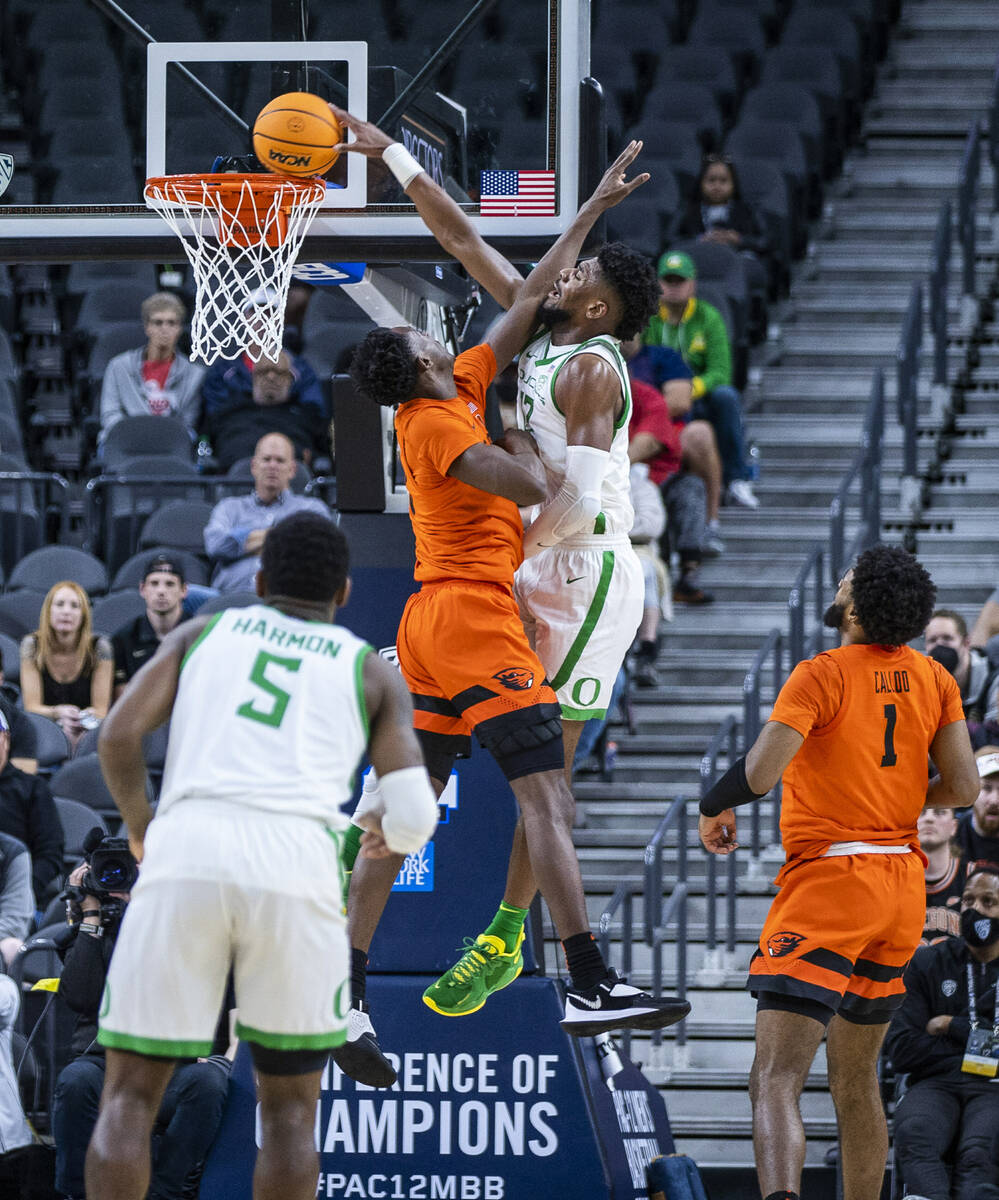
[522,444,608,559]
[350,768,383,831]
[378,766,439,855]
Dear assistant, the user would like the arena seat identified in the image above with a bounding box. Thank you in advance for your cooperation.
[760,45,849,154]
[686,7,768,90]
[101,416,194,469]
[51,753,126,823]
[652,46,740,125]
[24,712,72,777]
[54,796,108,863]
[0,590,44,633]
[90,589,147,637]
[7,546,108,597]
[111,547,210,591]
[136,499,214,556]
[637,82,724,153]
[0,631,19,685]
[725,117,815,220]
[196,591,260,615]
[741,83,828,180]
[605,198,668,262]
[226,456,311,494]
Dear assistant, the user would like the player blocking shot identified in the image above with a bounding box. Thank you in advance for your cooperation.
[699,545,980,1200]
[331,106,690,1041]
[84,513,438,1200]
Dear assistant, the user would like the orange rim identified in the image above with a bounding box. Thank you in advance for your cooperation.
[144,173,327,209]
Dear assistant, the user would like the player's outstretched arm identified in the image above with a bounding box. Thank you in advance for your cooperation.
[328,105,524,308]
[98,619,207,860]
[927,719,980,808]
[359,652,438,860]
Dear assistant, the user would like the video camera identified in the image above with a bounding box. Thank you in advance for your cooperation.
[65,827,139,931]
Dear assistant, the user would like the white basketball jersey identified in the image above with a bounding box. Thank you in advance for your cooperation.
[516,331,635,540]
[158,604,371,826]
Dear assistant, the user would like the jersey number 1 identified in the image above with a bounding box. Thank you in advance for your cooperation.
[236,651,302,728]
[880,703,898,767]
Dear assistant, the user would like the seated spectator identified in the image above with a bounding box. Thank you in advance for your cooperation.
[111,553,189,701]
[0,972,31,1160]
[885,862,999,1200]
[627,368,713,605]
[668,155,771,331]
[0,831,32,967]
[0,686,38,774]
[204,350,329,471]
[628,462,670,686]
[0,708,63,907]
[926,610,994,722]
[627,337,725,554]
[956,748,999,865]
[53,856,231,1200]
[20,582,113,750]
[970,587,999,665]
[201,288,325,435]
[99,292,204,443]
[920,803,966,945]
[204,432,333,592]
[642,251,758,509]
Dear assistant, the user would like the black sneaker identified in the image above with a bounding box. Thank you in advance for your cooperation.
[673,576,714,605]
[560,971,691,1037]
[329,1001,397,1087]
[633,661,659,688]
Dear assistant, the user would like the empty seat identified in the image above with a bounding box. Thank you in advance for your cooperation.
[102,416,194,469]
[781,8,866,108]
[0,411,24,458]
[0,591,45,637]
[75,282,155,339]
[50,754,119,821]
[605,198,667,262]
[725,118,813,219]
[90,589,147,637]
[639,82,723,153]
[686,8,767,89]
[195,591,260,615]
[138,499,214,554]
[623,121,702,191]
[741,83,827,178]
[25,712,72,776]
[651,47,740,125]
[111,547,210,592]
[54,796,108,860]
[7,546,108,597]
[0,631,19,684]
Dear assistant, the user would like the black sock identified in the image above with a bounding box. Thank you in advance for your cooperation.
[764,1191,799,1200]
[563,932,608,991]
[351,947,368,1006]
[637,639,657,662]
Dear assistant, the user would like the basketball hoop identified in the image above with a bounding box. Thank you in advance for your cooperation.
[144,173,327,365]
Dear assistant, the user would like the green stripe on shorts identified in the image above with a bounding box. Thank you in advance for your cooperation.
[98,1029,214,1058]
[560,704,609,722]
[549,551,615,692]
[235,1021,347,1050]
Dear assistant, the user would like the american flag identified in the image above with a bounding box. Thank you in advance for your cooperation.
[480,169,556,216]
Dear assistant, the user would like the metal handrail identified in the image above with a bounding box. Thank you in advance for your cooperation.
[929,201,951,389]
[0,470,71,566]
[897,282,923,484]
[991,57,999,217]
[957,121,981,310]
[787,542,826,666]
[699,715,739,975]
[829,368,885,583]
[642,797,689,945]
[742,627,785,859]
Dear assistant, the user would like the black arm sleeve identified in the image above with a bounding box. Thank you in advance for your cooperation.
[699,756,767,817]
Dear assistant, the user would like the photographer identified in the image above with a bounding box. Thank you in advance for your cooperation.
[52,830,230,1200]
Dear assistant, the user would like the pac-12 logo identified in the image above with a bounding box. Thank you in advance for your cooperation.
[767,931,805,958]
[494,667,535,691]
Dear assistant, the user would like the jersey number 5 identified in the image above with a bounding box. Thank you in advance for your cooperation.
[237,651,302,728]
[880,703,898,768]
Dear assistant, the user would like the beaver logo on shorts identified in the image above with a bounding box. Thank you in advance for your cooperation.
[493,667,535,691]
[767,931,805,958]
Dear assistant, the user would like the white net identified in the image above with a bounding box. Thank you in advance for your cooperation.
[144,174,327,365]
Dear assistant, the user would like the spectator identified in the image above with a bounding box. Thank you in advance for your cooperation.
[666,154,771,335]
[52,857,231,1200]
[20,582,113,750]
[0,831,33,967]
[200,288,325,435]
[642,250,758,509]
[628,462,670,686]
[919,803,966,945]
[627,368,713,605]
[203,432,333,592]
[926,610,993,722]
[885,862,999,1200]
[0,973,31,1161]
[204,350,329,471]
[111,553,189,701]
[627,336,726,554]
[0,687,38,774]
[0,708,63,907]
[970,587,999,663]
[956,748,999,865]
[99,292,204,443]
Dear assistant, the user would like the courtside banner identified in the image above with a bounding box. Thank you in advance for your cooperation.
[200,976,676,1198]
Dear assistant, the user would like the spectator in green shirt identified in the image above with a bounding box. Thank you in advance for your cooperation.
[642,251,758,509]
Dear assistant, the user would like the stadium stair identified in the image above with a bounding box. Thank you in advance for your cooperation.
[548,2,999,1192]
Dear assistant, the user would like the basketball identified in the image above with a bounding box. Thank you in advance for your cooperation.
[252,92,342,178]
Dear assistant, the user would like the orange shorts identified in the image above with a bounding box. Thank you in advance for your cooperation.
[749,851,925,1024]
[396,580,562,777]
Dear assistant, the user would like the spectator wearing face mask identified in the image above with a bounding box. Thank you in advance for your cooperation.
[925,610,994,722]
[885,862,999,1200]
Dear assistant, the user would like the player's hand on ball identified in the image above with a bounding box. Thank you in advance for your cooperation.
[327,105,393,157]
[699,810,738,855]
[588,141,650,212]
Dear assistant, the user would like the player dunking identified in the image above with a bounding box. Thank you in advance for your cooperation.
[84,514,438,1200]
[699,545,979,1200]
[336,110,689,1040]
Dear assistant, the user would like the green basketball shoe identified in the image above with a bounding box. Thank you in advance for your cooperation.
[422,931,525,1017]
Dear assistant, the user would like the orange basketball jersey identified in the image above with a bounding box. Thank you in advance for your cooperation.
[394,343,524,585]
[769,643,964,862]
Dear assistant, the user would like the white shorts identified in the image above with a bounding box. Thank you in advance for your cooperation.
[98,801,349,1058]
[514,541,643,720]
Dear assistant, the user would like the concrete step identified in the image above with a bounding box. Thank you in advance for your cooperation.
[673,1135,836,1169]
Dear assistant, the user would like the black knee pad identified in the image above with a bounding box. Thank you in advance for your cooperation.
[416,729,467,785]
[756,990,835,1028]
[477,711,565,782]
[249,1042,331,1076]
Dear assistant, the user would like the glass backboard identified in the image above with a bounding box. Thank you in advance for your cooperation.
[0,0,592,263]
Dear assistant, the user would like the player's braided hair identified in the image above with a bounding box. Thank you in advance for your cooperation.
[349,327,419,408]
[596,242,660,341]
[260,512,349,602]
[850,544,936,647]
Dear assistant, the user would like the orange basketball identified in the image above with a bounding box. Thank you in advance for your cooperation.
[252,92,342,178]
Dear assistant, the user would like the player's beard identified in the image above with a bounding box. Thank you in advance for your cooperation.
[536,299,572,329]
[822,602,846,630]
